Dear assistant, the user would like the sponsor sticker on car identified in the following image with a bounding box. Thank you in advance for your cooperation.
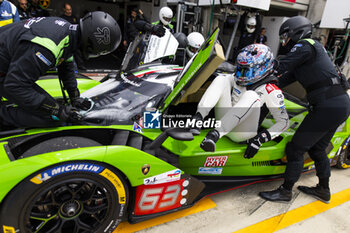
[144,169,181,185]
[99,168,126,204]
[135,179,185,215]
[30,163,104,184]
[204,156,228,167]
[198,167,223,175]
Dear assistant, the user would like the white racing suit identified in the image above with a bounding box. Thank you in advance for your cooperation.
[197,74,289,142]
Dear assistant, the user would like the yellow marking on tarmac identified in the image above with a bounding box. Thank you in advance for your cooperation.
[233,187,350,233]
[114,198,216,233]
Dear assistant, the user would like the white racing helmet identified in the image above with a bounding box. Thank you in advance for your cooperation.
[246,17,257,33]
[159,7,173,26]
[186,32,205,57]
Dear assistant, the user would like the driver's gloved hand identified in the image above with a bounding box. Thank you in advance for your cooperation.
[244,129,271,159]
[71,97,92,111]
[151,24,165,37]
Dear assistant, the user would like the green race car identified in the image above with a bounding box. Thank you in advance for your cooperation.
[0,29,349,233]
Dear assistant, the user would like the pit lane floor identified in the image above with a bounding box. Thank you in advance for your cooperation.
[114,168,350,233]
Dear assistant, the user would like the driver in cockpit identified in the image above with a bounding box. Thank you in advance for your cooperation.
[193,44,289,159]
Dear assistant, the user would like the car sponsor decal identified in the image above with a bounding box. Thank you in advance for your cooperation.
[198,167,223,175]
[133,122,143,133]
[36,52,52,66]
[141,164,150,175]
[135,179,186,215]
[204,156,228,167]
[333,137,343,145]
[30,163,104,184]
[99,168,126,204]
[2,225,15,233]
[144,169,181,185]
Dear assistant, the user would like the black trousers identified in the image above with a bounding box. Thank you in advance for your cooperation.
[284,94,350,184]
[0,83,60,128]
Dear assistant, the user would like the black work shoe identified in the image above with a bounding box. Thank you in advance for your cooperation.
[200,129,220,152]
[297,185,331,204]
[259,186,292,203]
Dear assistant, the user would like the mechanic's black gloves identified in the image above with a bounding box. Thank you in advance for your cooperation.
[244,129,271,159]
[151,24,166,37]
[71,97,92,111]
[39,98,82,123]
[57,105,82,122]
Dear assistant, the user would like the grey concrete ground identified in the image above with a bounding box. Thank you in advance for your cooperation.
[137,168,350,233]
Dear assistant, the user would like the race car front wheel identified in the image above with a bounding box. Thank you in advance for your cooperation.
[0,162,128,233]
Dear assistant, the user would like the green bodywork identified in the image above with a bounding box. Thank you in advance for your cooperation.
[0,28,349,206]
[36,77,100,98]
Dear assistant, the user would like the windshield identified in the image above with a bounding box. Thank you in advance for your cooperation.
[121,29,179,71]
[81,68,179,125]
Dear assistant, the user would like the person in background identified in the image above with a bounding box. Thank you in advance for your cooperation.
[232,11,261,60]
[123,8,148,47]
[153,6,174,33]
[0,0,19,27]
[60,2,77,24]
[17,0,30,20]
[60,2,85,70]
[0,12,121,129]
[259,16,350,204]
[29,0,49,17]
[258,27,267,45]
[173,31,205,66]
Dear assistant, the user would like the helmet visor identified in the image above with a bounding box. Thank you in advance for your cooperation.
[235,66,255,85]
[163,17,172,22]
[189,46,198,53]
[279,32,289,44]
[247,25,255,29]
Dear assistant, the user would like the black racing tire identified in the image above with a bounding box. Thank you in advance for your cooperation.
[22,136,102,158]
[0,161,129,233]
[336,136,350,169]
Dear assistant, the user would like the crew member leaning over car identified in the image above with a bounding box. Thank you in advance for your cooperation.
[0,11,121,129]
[259,16,350,204]
[0,0,19,27]
[194,44,289,159]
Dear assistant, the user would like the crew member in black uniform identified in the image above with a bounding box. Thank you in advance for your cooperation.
[259,16,350,204]
[0,11,121,129]
[232,11,261,60]
[123,8,149,47]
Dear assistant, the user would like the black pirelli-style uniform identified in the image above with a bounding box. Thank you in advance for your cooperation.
[277,39,350,186]
[0,17,80,128]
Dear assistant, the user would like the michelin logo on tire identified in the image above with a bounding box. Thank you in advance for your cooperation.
[30,163,104,184]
